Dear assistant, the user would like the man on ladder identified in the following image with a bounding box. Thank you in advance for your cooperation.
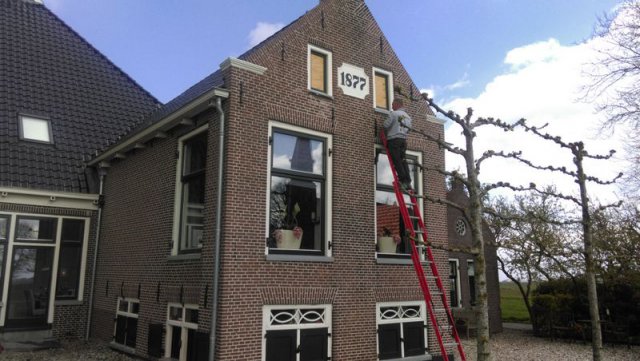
[383,98,413,193]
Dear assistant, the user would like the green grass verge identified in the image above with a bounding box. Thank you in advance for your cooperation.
[500,281,531,323]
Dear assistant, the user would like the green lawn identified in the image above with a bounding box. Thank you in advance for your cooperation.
[500,281,531,323]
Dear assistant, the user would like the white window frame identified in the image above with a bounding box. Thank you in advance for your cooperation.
[262,304,332,361]
[449,259,461,308]
[373,146,424,260]
[171,124,209,255]
[113,297,140,348]
[372,67,394,111]
[265,121,333,257]
[19,115,53,144]
[307,44,333,96]
[376,301,428,360]
[0,212,89,327]
[165,303,199,360]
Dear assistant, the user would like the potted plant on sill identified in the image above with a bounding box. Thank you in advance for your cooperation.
[272,202,303,249]
[377,227,401,253]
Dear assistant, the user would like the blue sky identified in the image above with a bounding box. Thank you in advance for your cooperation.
[47,0,628,202]
[47,0,619,103]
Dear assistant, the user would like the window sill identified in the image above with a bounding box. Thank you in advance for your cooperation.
[109,342,136,355]
[375,107,391,115]
[384,354,432,361]
[376,256,428,265]
[55,300,83,306]
[266,254,334,263]
[308,89,333,100]
[168,253,201,261]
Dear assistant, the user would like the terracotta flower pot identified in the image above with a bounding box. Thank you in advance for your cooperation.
[378,236,397,253]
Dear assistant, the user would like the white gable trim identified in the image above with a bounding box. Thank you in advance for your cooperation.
[0,187,98,210]
[220,57,267,75]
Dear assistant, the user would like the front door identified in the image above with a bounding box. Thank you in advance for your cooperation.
[5,246,54,329]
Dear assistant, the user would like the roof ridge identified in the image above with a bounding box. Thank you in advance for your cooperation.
[40,2,162,108]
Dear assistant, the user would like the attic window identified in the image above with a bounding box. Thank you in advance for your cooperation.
[308,45,332,96]
[19,115,53,143]
[373,67,393,110]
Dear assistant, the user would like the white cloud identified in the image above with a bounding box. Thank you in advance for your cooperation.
[248,22,284,48]
[442,36,627,204]
[444,71,470,90]
[420,87,436,100]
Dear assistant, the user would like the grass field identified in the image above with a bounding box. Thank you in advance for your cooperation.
[500,281,531,323]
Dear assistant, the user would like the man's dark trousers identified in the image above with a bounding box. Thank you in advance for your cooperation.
[387,138,411,187]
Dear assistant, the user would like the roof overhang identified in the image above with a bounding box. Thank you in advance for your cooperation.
[89,87,229,166]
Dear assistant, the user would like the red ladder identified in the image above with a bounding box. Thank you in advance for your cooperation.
[380,130,467,361]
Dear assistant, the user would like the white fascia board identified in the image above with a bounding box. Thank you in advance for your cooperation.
[426,114,446,125]
[220,57,267,75]
[0,187,99,210]
[89,87,229,166]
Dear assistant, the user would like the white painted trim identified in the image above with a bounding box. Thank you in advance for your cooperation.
[426,114,446,125]
[375,301,428,360]
[0,186,98,210]
[219,57,267,75]
[449,258,462,308]
[89,88,228,166]
[372,67,394,110]
[307,44,333,97]
[171,124,209,255]
[262,304,332,361]
[266,121,333,257]
[165,303,199,360]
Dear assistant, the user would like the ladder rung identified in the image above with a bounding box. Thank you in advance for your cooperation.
[432,308,447,313]
[443,342,460,348]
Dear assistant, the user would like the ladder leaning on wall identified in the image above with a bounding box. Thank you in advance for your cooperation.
[379,130,467,361]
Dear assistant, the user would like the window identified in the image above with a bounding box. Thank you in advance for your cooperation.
[375,148,422,258]
[114,298,139,349]
[267,123,332,256]
[19,115,53,143]
[15,216,57,242]
[308,45,332,96]
[373,68,393,110]
[0,215,8,300]
[56,219,85,299]
[449,259,461,308]
[165,304,200,361]
[468,261,476,306]
[173,126,208,254]
[455,218,466,236]
[377,302,427,360]
[263,305,332,361]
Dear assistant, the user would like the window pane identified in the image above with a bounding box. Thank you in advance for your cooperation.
[16,217,56,241]
[61,219,84,242]
[468,261,476,305]
[119,300,128,312]
[269,176,322,251]
[449,261,459,307]
[310,51,326,93]
[272,132,324,175]
[131,302,140,314]
[375,73,389,109]
[183,133,207,175]
[376,152,417,188]
[0,216,8,241]
[185,308,199,324]
[21,116,51,142]
[55,244,81,299]
[180,132,207,252]
[169,306,182,321]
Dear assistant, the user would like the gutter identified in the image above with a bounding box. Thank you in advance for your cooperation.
[85,166,107,340]
[209,96,225,361]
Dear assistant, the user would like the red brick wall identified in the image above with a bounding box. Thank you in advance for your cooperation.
[92,0,450,359]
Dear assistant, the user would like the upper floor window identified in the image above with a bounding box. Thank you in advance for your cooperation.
[19,115,53,143]
[308,45,332,96]
[263,305,332,361]
[375,148,422,258]
[267,123,332,256]
[173,126,208,254]
[449,259,461,308]
[373,68,393,110]
[377,302,427,360]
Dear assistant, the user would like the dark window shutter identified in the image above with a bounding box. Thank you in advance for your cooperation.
[300,328,328,361]
[266,329,296,361]
[191,331,210,361]
[378,324,401,360]
[114,315,126,345]
[126,318,138,348]
[148,323,164,358]
[403,321,425,356]
[171,326,181,359]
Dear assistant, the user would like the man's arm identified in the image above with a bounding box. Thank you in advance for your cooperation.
[383,111,396,130]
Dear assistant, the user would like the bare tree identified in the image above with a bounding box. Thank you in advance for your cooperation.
[585,0,640,198]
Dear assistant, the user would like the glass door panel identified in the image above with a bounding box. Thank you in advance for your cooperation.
[5,247,54,328]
